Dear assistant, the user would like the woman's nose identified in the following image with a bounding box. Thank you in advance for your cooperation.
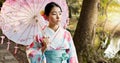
[57,14,60,19]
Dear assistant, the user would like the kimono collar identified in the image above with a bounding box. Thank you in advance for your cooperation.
[44,26,65,49]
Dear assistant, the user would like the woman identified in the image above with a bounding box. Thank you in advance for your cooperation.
[26,2,78,63]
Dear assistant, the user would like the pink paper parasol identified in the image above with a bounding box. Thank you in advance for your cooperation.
[0,0,69,45]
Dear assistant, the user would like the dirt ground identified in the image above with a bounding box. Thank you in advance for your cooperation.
[0,39,29,63]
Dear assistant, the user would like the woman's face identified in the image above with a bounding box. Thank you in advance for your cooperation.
[47,6,62,26]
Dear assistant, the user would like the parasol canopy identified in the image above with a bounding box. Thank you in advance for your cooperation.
[0,0,69,45]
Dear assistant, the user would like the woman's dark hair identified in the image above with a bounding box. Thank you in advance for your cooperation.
[44,2,62,16]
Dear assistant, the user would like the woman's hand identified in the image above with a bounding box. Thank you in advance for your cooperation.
[41,37,50,53]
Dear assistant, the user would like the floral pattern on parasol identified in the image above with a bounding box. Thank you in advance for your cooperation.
[0,0,68,45]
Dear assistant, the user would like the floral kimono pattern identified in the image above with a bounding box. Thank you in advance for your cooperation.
[26,26,78,63]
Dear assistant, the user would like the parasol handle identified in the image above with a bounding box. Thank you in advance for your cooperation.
[40,25,48,38]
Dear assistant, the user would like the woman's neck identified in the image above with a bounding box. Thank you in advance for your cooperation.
[48,24,59,32]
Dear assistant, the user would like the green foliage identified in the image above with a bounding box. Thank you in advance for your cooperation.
[67,0,82,18]
[98,15,106,24]
[99,0,110,16]
[108,1,120,13]
[96,0,120,61]
[94,35,101,49]
[100,0,109,7]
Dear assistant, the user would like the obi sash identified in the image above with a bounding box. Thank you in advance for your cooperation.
[45,50,69,63]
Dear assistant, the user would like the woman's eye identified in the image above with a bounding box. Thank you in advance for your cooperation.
[59,13,62,15]
[52,13,56,15]
[51,12,62,15]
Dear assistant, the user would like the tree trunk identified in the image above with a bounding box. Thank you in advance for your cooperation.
[73,0,99,63]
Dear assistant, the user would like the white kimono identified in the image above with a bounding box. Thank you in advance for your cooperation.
[26,26,78,63]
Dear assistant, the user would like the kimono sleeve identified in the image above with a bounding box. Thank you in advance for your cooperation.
[66,31,78,63]
[26,35,46,63]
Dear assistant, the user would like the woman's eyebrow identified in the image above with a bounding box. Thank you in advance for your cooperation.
[50,11,62,14]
